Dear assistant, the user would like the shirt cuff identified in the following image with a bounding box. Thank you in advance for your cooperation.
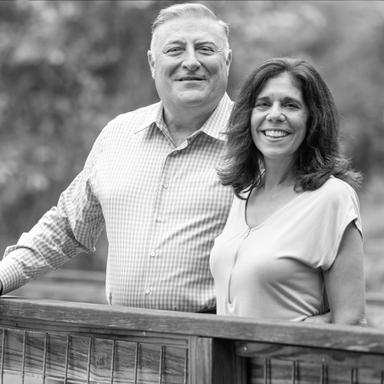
[0,249,29,294]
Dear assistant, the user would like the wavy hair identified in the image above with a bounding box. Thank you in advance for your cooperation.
[219,57,362,198]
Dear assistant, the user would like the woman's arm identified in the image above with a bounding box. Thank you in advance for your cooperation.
[323,221,366,325]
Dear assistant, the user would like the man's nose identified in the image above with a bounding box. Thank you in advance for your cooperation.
[182,48,201,71]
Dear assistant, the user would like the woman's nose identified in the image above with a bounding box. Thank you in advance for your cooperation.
[266,104,285,122]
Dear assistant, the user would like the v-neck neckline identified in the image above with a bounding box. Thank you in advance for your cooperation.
[243,188,305,230]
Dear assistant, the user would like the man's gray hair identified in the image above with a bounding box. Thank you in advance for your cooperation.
[151,3,230,46]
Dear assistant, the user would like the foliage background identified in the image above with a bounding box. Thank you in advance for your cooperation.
[0,1,383,295]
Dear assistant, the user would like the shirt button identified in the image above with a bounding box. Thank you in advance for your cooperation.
[163,183,169,189]
[149,250,158,257]
[144,288,152,295]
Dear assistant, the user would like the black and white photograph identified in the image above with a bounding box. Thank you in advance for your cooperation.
[0,1,383,382]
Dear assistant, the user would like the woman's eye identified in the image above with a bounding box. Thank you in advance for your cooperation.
[255,102,269,109]
[285,103,300,109]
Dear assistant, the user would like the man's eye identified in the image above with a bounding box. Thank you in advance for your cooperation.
[166,47,183,54]
[198,46,215,54]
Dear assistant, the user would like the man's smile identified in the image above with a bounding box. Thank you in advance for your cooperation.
[175,75,206,81]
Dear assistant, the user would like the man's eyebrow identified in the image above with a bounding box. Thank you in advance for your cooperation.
[164,39,185,46]
[196,41,220,50]
[195,40,217,45]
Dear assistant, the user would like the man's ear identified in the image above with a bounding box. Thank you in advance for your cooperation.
[226,49,233,73]
[147,50,155,79]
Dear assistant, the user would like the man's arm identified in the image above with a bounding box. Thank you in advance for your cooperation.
[0,128,107,296]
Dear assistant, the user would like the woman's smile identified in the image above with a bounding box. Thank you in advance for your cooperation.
[262,129,290,138]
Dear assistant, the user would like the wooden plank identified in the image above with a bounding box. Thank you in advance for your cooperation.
[247,357,383,384]
[211,339,247,384]
[0,327,188,383]
[236,341,384,370]
[189,337,212,384]
[189,337,246,384]
[1,297,384,354]
[239,343,384,384]
[12,273,384,328]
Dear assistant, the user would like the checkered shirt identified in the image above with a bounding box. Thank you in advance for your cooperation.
[0,94,234,312]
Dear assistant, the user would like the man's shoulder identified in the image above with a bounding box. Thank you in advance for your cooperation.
[108,101,161,129]
[94,101,161,144]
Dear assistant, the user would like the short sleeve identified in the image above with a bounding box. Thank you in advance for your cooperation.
[315,179,362,270]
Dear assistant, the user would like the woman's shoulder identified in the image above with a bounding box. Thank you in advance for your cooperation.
[317,176,357,196]
[312,176,359,208]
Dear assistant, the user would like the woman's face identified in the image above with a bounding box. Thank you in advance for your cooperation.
[250,72,308,164]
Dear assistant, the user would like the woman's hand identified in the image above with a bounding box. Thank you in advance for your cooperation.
[303,312,332,324]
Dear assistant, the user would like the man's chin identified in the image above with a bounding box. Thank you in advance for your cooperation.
[177,92,210,107]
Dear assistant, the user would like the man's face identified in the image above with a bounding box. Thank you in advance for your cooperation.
[148,17,232,113]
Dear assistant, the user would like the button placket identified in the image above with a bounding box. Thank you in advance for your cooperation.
[144,149,174,304]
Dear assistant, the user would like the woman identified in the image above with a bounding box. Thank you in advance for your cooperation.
[210,57,366,325]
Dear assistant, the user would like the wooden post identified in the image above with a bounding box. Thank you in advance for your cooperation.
[189,337,246,384]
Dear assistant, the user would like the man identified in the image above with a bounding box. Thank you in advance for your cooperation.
[0,3,234,313]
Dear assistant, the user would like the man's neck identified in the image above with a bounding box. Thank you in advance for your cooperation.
[163,104,217,146]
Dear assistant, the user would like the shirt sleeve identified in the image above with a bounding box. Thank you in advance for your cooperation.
[314,179,362,271]
[0,125,109,295]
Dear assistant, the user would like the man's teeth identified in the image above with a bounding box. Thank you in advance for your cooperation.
[264,130,289,138]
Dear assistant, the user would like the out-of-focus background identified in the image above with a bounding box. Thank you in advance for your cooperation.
[0,1,383,324]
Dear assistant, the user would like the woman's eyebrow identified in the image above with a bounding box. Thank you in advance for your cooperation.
[282,96,303,104]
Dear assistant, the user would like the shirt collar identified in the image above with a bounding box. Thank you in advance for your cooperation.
[133,101,164,134]
[134,93,234,141]
[199,93,233,141]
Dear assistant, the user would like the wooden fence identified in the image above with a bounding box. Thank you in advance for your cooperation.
[0,297,384,383]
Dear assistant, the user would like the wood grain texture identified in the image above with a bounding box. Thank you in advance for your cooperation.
[189,337,246,384]
[1,298,384,383]
[247,357,383,384]
[0,328,188,383]
[1,297,384,353]
[236,341,384,370]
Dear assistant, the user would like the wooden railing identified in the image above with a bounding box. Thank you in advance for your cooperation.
[0,297,384,383]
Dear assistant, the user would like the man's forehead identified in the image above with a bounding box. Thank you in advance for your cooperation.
[153,17,227,46]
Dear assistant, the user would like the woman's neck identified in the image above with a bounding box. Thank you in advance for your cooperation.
[262,158,296,191]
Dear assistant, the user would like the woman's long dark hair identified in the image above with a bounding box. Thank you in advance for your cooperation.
[219,57,362,198]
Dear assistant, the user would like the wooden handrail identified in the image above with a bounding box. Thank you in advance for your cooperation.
[1,297,384,383]
[1,296,383,352]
